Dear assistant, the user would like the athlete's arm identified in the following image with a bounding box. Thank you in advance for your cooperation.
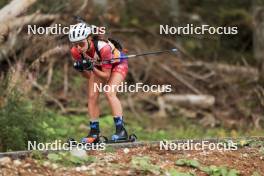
[93,45,112,81]
[93,67,111,81]
[71,47,92,79]
[82,70,92,79]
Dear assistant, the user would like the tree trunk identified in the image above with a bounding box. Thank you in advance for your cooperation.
[162,94,215,109]
[253,0,264,84]
[0,0,36,23]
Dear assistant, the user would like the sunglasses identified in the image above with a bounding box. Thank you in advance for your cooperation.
[73,41,86,47]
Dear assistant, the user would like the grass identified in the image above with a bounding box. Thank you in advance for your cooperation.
[46,152,96,166]
[43,112,264,143]
[175,158,240,176]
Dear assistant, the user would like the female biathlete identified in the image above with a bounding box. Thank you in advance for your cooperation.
[68,23,128,143]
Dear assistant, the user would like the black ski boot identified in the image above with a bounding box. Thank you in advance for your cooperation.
[81,122,100,144]
[81,128,100,144]
[111,125,128,141]
[109,117,138,143]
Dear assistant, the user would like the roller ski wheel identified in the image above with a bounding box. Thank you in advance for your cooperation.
[128,134,137,142]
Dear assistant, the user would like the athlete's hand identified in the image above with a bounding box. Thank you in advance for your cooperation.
[82,59,94,71]
[73,61,84,72]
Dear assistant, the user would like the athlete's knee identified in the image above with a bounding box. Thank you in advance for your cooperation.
[104,90,117,100]
[88,93,99,103]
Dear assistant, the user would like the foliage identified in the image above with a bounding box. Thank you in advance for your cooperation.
[42,112,87,141]
[37,112,264,143]
[168,169,196,176]
[201,166,239,176]
[175,158,240,176]
[46,152,95,166]
[131,156,161,175]
[0,0,9,8]
[176,159,200,168]
[0,80,49,152]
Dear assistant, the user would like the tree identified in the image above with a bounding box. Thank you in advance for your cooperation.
[253,0,264,84]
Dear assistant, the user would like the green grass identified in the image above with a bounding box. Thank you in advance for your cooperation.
[176,158,240,176]
[45,152,96,166]
[42,112,264,142]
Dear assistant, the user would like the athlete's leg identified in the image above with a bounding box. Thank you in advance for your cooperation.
[82,73,103,143]
[104,72,124,116]
[87,73,102,120]
[104,72,128,140]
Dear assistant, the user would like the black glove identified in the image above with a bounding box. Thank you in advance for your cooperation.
[82,59,94,71]
[73,61,84,72]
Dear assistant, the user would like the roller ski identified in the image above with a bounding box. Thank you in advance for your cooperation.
[67,121,105,146]
[67,131,137,146]
[68,117,137,146]
[101,133,137,144]
[67,135,106,147]
[102,117,137,143]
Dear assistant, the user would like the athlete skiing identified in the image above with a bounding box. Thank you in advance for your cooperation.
[68,23,129,143]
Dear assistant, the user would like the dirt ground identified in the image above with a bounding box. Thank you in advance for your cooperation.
[0,144,263,176]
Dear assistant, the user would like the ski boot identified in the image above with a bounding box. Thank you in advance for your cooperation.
[81,125,101,144]
[107,117,137,143]
[107,126,137,143]
[111,125,128,141]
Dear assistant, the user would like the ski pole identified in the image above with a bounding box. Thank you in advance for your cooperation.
[100,48,178,64]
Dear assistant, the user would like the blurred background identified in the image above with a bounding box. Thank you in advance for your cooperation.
[0,0,264,152]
